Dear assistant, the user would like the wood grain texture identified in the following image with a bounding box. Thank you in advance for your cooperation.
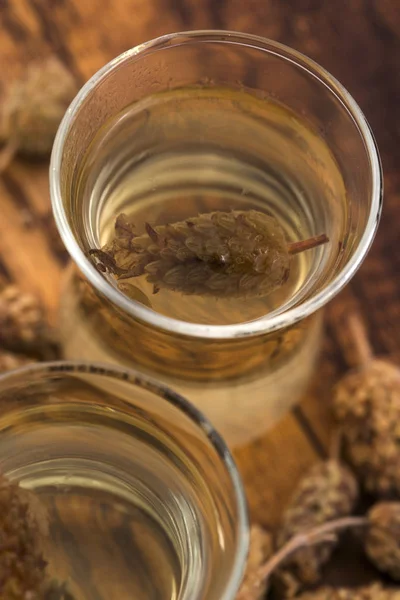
[0,0,398,590]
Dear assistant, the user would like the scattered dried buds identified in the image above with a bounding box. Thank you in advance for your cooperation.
[0,284,60,360]
[273,460,359,596]
[365,502,400,580]
[0,56,77,168]
[0,472,76,599]
[333,313,400,498]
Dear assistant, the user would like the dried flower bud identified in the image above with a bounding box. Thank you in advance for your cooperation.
[0,284,60,359]
[0,473,75,599]
[246,501,400,593]
[90,211,328,300]
[333,359,400,497]
[236,525,273,600]
[296,583,400,599]
[0,56,77,158]
[274,460,359,596]
[0,473,47,598]
[365,502,400,580]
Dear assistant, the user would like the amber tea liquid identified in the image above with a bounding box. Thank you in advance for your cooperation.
[61,87,346,445]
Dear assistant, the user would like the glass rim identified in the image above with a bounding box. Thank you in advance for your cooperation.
[50,29,383,340]
[0,359,249,600]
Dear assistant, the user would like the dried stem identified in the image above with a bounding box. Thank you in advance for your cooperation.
[88,249,127,276]
[249,516,367,594]
[0,137,19,174]
[287,233,329,255]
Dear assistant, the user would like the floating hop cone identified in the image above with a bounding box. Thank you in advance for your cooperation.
[100,210,291,299]
[365,502,400,580]
[93,210,328,299]
[0,473,76,599]
[0,56,77,157]
[296,583,400,599]
[274,460,359,597]
[333,359,400,498]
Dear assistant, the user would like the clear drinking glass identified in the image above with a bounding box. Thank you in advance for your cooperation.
[50,31,382,448]
[0,361,248,600]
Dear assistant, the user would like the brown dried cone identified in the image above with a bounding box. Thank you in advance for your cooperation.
[236,525,274,600]
[365,502,400,580]
[275,501,400,586]
[0,56,77,169]
[273,460,359,597]
[90,210,328,299]
[296,583,400,599]
[332,313,400,497]
[0,473,47,598]
[0,284,60,360]
[235,502,400,599]
[0,472,76,599]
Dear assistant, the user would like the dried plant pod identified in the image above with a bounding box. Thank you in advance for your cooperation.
[332,313,400,498]
[365,502,400,580]
[296,583,400,599]
[90,210,328,300]
[232,514,365,600]
[0,284,60,360]
[0,56,77,168]
[0,473,47,598]
[234,501,400,598]
[0,472,76,599]
[236,524,273,600]
[273,460,359,596]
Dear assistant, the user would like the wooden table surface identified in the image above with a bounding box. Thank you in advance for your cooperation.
[0,0,399,592]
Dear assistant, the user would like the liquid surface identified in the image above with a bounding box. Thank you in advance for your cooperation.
[78,88,345,325]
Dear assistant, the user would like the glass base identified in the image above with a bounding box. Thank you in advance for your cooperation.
[59,268,323,448]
